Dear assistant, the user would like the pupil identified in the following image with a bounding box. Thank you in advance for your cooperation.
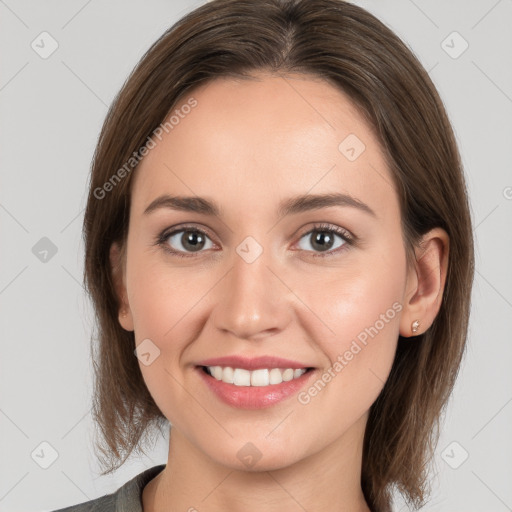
[183,231,204,252]
[312,231,334,252]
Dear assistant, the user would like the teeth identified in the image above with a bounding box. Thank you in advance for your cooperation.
[205,366,308,386]
[233,368,251,386]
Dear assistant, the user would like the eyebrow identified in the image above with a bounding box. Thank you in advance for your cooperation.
[143,192,376,218]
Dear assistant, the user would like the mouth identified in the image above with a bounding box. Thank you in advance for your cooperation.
[199,365,315,387]
[193,354,318,409]
[196,364,317,409]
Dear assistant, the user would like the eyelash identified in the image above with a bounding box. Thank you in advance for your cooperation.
[154,222,355,259]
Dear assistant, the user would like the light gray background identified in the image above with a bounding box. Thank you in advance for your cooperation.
[1,0,511,510]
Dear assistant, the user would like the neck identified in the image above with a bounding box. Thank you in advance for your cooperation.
[143,415,370,512]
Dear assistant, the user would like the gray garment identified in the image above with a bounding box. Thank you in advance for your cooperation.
[50,464,166,512]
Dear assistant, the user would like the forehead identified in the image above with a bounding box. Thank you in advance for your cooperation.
[131,72,398,221]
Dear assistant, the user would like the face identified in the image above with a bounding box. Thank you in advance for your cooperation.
[113,73,415,471]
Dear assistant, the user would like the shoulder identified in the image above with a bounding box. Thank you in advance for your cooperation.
[48,464,166,512]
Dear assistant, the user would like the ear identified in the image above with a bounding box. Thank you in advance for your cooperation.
[400,227,449,338]
[109,241,134,332]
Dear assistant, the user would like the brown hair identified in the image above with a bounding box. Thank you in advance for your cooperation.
[83,1,474,510]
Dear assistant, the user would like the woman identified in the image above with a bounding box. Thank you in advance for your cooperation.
[52,0,474,510]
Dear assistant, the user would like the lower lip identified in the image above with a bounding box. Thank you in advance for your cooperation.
[196,367,316,409]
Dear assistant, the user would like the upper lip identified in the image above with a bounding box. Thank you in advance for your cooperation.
[196,355,313,371]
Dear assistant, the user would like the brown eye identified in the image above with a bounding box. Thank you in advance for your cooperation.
[163,228,214,255]
[295,224,352,257]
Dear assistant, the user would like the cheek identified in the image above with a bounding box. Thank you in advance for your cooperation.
[294,246,406,408]
[127,249,200,339]
[324,269,403,350]
[125,252,196,365]
[126,257,202,423]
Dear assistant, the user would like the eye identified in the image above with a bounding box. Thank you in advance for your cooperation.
[294,223,353,257]
[157,226,215,258]
[156,222,354,259]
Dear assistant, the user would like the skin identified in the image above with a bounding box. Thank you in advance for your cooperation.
[110,72,449,512]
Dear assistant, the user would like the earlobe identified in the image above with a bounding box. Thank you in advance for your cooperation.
[400,228,450,338]
[109,242,134,332]
[118,306,134,332]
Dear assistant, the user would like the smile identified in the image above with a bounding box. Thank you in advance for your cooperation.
[196,364,316,409]
[202,365,310,386]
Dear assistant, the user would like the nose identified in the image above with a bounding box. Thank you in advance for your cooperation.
[210,242,292,341]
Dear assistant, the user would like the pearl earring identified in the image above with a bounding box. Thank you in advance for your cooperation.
[411,319,420,334]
